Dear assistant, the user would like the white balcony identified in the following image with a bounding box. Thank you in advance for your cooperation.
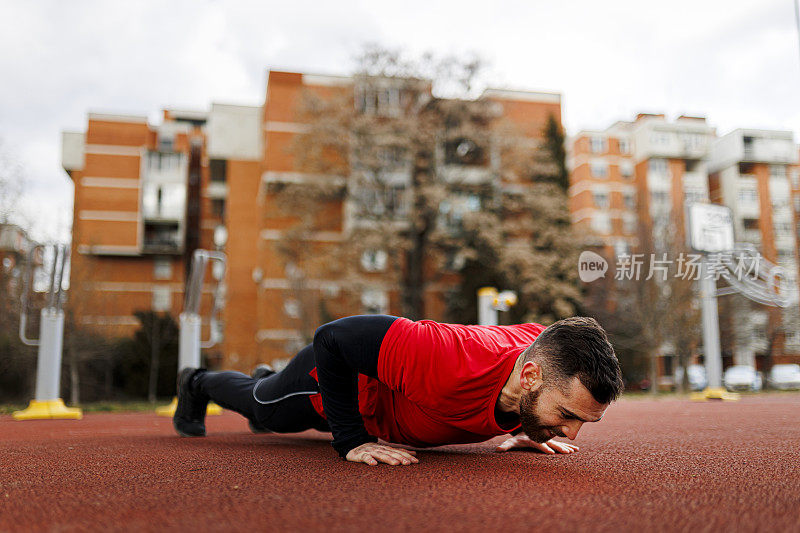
[144,151,186,185]
[743,137,798,164]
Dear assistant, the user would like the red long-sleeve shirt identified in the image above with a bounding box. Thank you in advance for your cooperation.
[310,318,545,448]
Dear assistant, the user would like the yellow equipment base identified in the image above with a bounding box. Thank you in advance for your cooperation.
[13,399,83,420]
[690,387,740,402]
[155,397,223,417]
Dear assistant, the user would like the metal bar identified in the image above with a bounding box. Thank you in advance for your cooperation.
[45,245,59,309]
[52,245,68,311]
[200,252,226,348]
[19,245,43,346]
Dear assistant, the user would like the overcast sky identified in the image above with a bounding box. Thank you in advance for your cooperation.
[1,0,799,242]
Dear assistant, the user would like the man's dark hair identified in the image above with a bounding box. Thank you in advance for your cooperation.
[523,316,624,404]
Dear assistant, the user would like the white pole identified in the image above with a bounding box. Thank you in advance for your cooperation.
[700,259,723,390]
[478,287,498,326]
[178,312,202,371]
[34,308,65,401]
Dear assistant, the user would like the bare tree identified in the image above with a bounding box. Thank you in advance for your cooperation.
[270,46,581,325]
[0,138,25,225]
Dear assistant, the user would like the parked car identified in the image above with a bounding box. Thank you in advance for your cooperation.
[674,364,707,391]
[767,364,800,390]
[723,365,763,392]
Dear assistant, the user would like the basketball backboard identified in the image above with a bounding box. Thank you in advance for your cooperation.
[687,203,734,253]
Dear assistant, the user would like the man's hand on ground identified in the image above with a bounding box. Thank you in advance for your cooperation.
[495,433,579,455]
[346,442,419,466]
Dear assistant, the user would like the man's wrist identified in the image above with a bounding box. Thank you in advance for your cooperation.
[333,433,378,459]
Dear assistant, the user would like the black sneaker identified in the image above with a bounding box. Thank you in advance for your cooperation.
[173,367,209,437]
[248,364,276,434]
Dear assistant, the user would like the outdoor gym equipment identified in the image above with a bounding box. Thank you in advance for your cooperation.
[13,244,82,420]
[477,287,518,326]
[156,249,226,416]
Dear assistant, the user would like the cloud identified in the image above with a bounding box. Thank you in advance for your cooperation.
[0,0,797,242]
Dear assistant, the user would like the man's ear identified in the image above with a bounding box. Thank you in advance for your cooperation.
[519,361,542,391]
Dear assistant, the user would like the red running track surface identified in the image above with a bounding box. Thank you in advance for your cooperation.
[1,393,799,532]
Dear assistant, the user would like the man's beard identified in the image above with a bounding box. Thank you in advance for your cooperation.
[519,387,555,443]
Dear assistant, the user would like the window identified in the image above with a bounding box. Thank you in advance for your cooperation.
[378,145,407,169]
[153,258,172,280]
[623,191,636,209]
[211,199,225,219]
[593,192,609,209]
[210,159,227,183]
[283,298,301,319]
[737,186,759,203]
[650,190,670,205]
[770,165,787,180]
[152,286,171,312]
[590,136,607,153]
[648,159,668,175]
[623,214,637,235]
[794,197,800,212]
[742,218,759,231]
[355,85,401,116]
[158,136,174,152]
[357,185,408,219]
[147,151,181,171]
[684,187,707,205]
[439,194,482,230]
[144,221,180,252]
[590,160,608,178]
[591,213,611,234]
[620,161,634,178]
[681,133,704,151]
[618,138,631,155]
[791,170,800,189]
[650,132,670,146]
[361,289,389,315]
[774,222,792,236]
[360,249,388,272]
[143,183,186,220]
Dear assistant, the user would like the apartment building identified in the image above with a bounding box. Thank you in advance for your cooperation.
[570,115,800,378]
[568,121,638,259]
[61,108,229,343]
[709,129,800,367]
[63,70,562,371]
[570,113,715,256]
[569,114,716,383]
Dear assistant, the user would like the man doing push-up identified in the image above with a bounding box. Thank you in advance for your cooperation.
[173,314,624,466]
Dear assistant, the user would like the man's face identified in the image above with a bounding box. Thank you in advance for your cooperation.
[519,375,608,443]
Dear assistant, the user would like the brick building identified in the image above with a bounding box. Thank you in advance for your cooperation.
[569,115,800,378]
[708,129,800,367]
[63,70,562,371]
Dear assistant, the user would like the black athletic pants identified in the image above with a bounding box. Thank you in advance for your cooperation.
[193,314,398,457]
